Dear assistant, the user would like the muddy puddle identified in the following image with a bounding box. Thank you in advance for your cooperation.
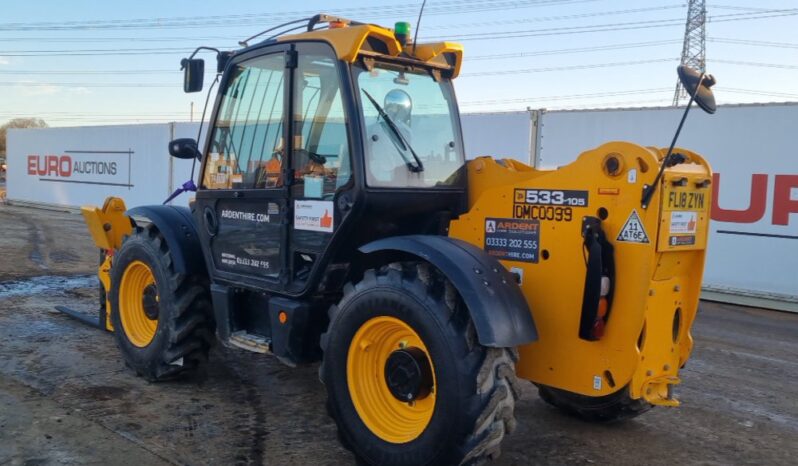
[0,274,97,299]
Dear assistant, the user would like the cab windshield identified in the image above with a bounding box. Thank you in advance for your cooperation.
[354,61,465,188]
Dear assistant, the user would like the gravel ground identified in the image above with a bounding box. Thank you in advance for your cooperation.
[1,203,796,465]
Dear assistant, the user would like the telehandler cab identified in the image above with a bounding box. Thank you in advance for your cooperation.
[70,14,716,465]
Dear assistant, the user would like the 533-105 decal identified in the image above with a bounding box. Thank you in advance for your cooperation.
[513,188,589,222]
[514,188,589,206]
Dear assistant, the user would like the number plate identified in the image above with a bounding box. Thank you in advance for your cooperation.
[666,188,707,211]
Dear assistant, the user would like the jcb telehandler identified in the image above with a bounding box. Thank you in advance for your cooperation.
[71,14,716,465]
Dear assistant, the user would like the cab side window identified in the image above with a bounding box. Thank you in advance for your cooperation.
[291,50,351,199]
[203,53,285,190]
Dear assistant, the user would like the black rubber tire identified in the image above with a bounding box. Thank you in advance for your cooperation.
[321,262,520,466]
[109,224,213,382]
[537,384,652,422]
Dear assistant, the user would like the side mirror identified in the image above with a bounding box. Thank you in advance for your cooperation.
[678,65,717,114]
[181,58,204,93]
[169,138,201,160]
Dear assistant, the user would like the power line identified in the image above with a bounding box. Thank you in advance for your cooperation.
[430,4,685,29]
[1,6,793,48]
[712,59,798,70]
[720,87,798,99]
[0,69,179,75]
[422,8,798,42]
[0,3,665,48]
[2,8,794,57]
[7,87,797,124]
[709,37,798,49]
[0,82,179,88]
[460,88,673,106]
[0,41,682,73]
[467,40,681,61]
[2,57,795,86]
[0,0,599,31]
[462,58,677,77]
[0,3,671,36]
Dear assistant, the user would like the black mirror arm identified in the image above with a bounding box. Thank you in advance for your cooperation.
[641,73,705,209]
[185,46,221,63]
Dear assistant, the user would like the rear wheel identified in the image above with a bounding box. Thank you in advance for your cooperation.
[109,224,213,381]
[321,263,519,465]
[537,384,651,422]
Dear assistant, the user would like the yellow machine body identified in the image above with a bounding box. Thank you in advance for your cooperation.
[279,24,463,77]
[80,196,131,331]
[449,142,712,405]
[79,19,713,408]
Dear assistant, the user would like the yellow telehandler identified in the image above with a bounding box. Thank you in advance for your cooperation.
[68,14,716,465]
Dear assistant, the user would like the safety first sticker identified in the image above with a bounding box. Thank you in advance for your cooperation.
[294,200,334,233]
[616,209,650,244]
[670,211,697,234]
[484,218,540,263]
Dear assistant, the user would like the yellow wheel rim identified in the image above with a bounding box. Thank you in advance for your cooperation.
[118,260,159,347]
[346,316,436,444]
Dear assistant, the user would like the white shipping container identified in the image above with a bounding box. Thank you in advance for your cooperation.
[461,111,534,162]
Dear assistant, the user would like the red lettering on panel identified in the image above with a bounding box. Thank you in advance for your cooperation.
[711,173,768,223]
[58,155,71,177]
[46,155,60,176]
[772,175,798,226]
[36,155,47,176]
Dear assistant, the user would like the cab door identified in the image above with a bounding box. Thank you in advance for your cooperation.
[194,45,291,290]
[286,42,355,290]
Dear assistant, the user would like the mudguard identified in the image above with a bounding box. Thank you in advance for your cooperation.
[359,235,538,348]
[126,205,207,276]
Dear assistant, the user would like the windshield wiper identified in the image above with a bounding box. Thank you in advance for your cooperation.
[361,89,424,173]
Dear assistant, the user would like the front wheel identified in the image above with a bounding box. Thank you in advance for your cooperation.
[321,263,520,465]
[109,224,213,381]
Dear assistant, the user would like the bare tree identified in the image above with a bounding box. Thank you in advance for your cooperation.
[0,118,48,156]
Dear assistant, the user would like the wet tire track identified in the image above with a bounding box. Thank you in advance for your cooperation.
[2,208,48,271]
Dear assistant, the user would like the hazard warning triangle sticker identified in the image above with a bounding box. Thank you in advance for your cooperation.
[616,209,650,243]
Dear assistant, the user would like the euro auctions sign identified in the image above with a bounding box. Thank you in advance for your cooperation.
[26,151,132,187]
[7,123,201,209]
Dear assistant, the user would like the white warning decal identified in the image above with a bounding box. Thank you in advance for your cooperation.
[616,209,650,243]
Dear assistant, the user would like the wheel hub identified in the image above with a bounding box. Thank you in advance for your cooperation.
[384,347,434,402]
[141,284,159,320]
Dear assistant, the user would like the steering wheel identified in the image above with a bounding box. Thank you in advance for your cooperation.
[295,148,327,165]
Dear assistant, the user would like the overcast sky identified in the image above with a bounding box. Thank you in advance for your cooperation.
[0,0,795,126]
